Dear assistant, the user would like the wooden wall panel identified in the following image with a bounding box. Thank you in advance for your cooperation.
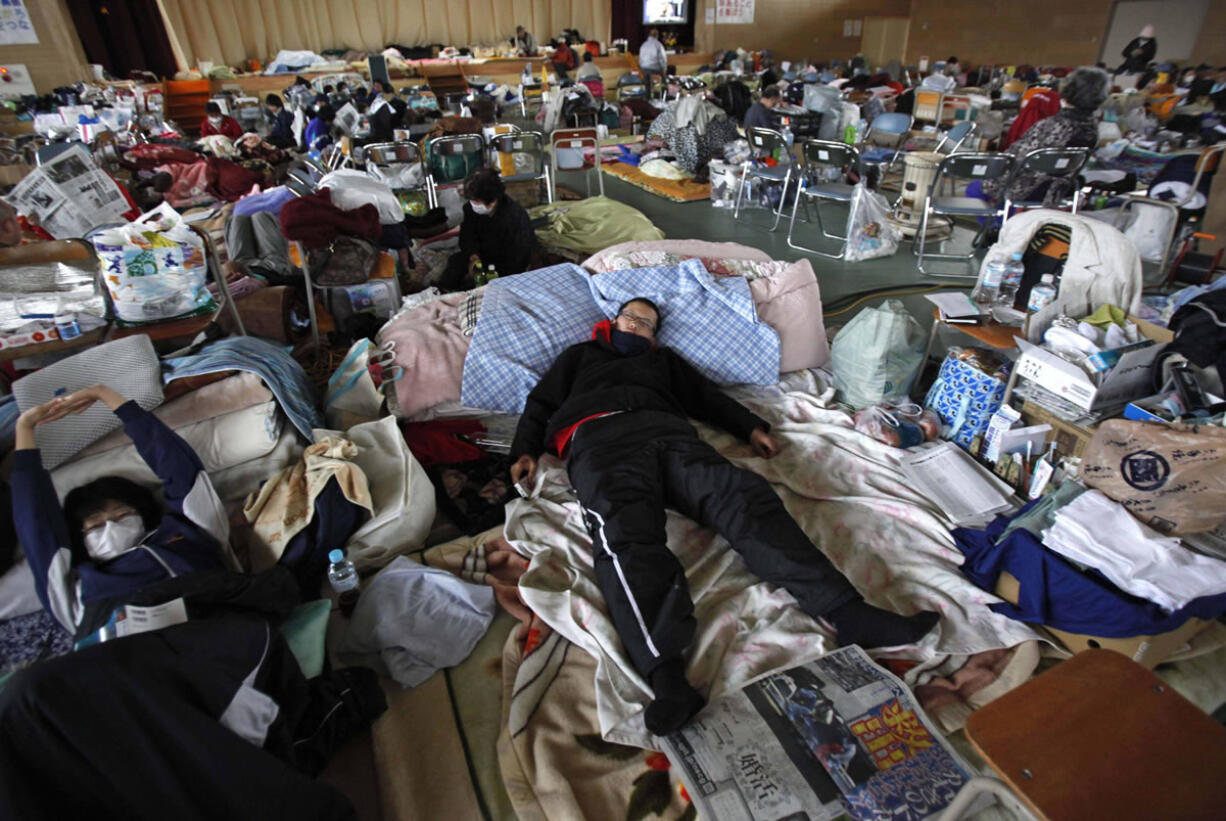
[693,0,910,64]
[0,0,90,93]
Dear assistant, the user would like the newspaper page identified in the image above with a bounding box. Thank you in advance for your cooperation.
[5,144,130,238]
[663,646,976,821]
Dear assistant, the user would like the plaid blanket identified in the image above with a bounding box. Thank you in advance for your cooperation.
[460,260,780,413]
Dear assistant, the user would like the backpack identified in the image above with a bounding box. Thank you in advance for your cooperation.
[309,235,379,286]
[713,81,751,121]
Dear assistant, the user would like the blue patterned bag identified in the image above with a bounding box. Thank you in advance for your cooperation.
[924,352,1010,451]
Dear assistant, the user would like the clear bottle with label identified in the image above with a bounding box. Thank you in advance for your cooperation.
[327,549,361,617]
[995,251,1025,309]
[1027,273,1058,313]
[974,254,1008,306]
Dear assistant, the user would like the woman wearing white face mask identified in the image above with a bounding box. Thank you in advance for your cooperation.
[12,384,232,638]
[439,167,536,291]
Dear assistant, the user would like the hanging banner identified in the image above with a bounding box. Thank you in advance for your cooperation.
[716,0,755,25]
[0,0,37,46]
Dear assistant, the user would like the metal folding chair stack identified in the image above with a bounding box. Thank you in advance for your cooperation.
[732,127,797,232]
[424,133,487,209]
[1004,146,1091,220]
[549,128,603,200]
[787,139,861,259]
[490,131,553,204]
[915,152,1016,277]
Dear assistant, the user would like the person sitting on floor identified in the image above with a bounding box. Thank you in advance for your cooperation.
[508,298,940,734]
[972,66,1108,207]
[743,84,782,131]
[200,101,243,140]
[439,168,535,291]
[264,94,296,149]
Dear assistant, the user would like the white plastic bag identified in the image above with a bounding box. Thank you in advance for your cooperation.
[844,184,903,262]
[1122,200,1176,262]
[92,203,216,326]
[830,299,925,408]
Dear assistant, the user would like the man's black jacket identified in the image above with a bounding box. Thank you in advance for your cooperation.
[510,330,768,460]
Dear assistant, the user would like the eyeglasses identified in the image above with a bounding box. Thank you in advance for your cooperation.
[616,312,657,333]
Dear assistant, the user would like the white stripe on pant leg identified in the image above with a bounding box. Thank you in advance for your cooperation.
[583,505,661,659]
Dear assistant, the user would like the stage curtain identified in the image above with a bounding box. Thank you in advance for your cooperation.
[157,0,612,68]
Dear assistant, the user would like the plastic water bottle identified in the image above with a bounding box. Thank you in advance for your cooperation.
[856,118,867,144]
[485,264,499,282]
[974,254,1008,306]
[327,549,361,616]
[1028,273,1058,312]
[995,252,1025,309]
[781,120,794,148]
[54,299,81,340]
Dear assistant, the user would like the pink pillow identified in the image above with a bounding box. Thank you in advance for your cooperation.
[748,259,829,372]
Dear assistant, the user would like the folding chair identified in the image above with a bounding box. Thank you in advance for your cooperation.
[519,81,544,117]
[933,120,977,155]
[364,140,430,208]
[1113,144,1225,281]
[732,127,797,232]
[549,128,602,200]
[425,133,486,209]
[491,131,552,204]
[786,140,861,259]
[861,111,913,177]
[915,152,1015,277]
[1002,146,1090,221]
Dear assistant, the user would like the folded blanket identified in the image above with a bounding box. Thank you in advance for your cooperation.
[530,197,664,256]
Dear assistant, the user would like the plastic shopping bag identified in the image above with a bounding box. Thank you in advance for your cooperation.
[324,338,386,430]
[844,183,903,263]
[92,202,217,326]
[830,299,926,408]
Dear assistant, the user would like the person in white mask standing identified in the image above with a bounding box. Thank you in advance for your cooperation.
[12,383,233,640]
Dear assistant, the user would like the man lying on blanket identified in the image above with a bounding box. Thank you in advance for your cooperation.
[510,297,939,735]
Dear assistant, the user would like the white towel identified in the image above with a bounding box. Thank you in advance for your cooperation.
[1044,490,1226,611]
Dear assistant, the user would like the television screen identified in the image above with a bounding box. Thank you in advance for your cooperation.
[643,0,688,25]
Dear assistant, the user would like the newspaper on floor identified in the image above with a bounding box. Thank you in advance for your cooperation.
[663,645,976,821]
[899,441,1017,528]
[4,144,130,238]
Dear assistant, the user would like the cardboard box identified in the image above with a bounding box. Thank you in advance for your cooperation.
[996,571,1208,669]
[1124,391,1225,424]
[1012,315,1174,414]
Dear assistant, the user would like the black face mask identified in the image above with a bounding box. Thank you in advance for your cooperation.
[610,328,652,356]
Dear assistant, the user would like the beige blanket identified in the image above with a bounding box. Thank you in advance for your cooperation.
[242,437,373,570]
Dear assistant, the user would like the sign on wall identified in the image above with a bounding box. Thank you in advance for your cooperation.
[716,0,754,25]
[0,0,37,46]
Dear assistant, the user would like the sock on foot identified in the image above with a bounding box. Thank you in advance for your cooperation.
[644,662,706,736]
[826,599,940,649]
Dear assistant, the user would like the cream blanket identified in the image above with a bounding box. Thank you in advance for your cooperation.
[242,437,373,571]
[505,387,1043,749]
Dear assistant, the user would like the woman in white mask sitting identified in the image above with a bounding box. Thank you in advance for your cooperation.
[12,384,232,641]
[438,168,536,291]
